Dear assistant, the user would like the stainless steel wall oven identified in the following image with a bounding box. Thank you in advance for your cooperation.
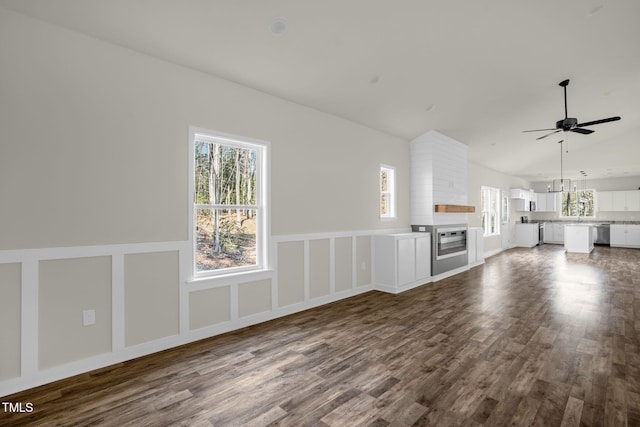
[412,224,468,276]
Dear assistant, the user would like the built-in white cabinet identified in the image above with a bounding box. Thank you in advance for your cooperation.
[534,192,557,212]
[611,224,640,248]
[543,222,554,244]
[374,233,431,293]
[598,190,640,212]
[515,223,539,247]
[543,222,565,244]
[511,188,532,212]
[467,227,484,267]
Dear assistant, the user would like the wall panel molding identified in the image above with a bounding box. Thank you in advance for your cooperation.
[0,227,408,397]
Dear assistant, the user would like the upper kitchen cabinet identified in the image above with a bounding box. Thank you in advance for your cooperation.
[598,191,613,211]
[534,192,557,212]
[510,188,532,212]
[598,190,640,212]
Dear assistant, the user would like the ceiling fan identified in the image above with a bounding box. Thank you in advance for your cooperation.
[523,79,621,140]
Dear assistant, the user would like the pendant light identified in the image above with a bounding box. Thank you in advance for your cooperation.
[547,140,571,193]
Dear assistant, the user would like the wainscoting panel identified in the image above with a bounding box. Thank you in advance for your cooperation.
[0,228,407,397]
[124,251,180,347]
[0,262,21,381]
[189,286,231,330]
[309,239,330,299]
[38,256,112,370]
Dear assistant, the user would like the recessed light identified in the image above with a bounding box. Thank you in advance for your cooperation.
[269,18,288,35]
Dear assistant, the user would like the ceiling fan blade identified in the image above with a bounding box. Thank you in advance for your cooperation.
[535,130,561,140]
[570,128,594,135]
[523,128,556,133]
[576,116,621,127]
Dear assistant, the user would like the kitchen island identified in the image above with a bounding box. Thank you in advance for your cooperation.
[564,224,594,253]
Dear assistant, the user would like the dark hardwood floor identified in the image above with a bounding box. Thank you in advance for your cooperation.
[3,244,640,426]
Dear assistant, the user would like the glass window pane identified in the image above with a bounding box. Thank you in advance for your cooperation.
[380,194,388,216]
[196,208,257,272]
[380,170,388,192]
[194,142,257,206]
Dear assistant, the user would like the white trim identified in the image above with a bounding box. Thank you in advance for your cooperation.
[374,277,433,294]
[0,240,189,264]
[431,265,470,282]
[351,236,357,289]
[21,260,38,377]
[303,240,310,300]
[379,164,396,219]
[111,254,125,352]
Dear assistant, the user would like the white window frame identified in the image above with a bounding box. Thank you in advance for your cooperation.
[560,189,595,219]
[379,164,396,220]
[189,127,270,280]
[481,186,500,237]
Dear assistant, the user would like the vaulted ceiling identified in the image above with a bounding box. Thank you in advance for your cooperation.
[2,0,639,181]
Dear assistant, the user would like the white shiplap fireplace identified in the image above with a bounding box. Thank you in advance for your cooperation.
[410,130,470,278]
[409,130,469,226]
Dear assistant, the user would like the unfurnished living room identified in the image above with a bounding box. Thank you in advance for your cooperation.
[1,1,640,426]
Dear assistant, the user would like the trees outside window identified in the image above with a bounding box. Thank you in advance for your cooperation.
[192,130,267,276]
[561,189,595,218]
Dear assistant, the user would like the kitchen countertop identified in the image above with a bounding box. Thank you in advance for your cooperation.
[532,220,640,225]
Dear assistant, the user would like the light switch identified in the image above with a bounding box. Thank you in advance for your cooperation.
[83,309,96,326]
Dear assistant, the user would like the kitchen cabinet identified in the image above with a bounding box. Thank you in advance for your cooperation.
[467,227,484,267]
[515,223,539,247]
[598,191,613,211]
[374,233,431,293]
[543,222,565,244]
[535,192,557,212]
[543,222,555,243]
[611,224,640,248]
[511,188,532,212]
[564,224,594,253]
[598,190,640,212]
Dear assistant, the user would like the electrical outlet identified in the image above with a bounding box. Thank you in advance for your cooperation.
[83,309,95,326]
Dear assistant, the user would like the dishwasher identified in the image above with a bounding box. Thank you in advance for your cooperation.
[594,224,610,245]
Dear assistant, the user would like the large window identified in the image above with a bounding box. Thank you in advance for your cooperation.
[191,128,268,277]
[560,189,595,218]
[379,165,396,219]
[481,186,500,236]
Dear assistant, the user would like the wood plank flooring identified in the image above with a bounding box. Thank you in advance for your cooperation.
[2,244,640,426]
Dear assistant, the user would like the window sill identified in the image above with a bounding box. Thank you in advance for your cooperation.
[187,268,274,287]
[379,216,397,222]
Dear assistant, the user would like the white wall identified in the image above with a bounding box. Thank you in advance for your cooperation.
[0,7,409,395]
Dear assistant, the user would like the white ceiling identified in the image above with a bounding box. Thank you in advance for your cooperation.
[2,0,640,182]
